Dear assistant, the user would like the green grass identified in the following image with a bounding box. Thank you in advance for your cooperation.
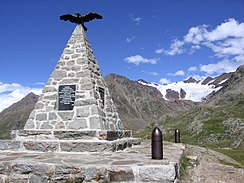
[135,102,244,165]
[213,147,244,167]
[179,153,191,179]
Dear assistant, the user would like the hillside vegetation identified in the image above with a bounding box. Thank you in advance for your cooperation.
[0,93,38,139]
[136,66,244,165]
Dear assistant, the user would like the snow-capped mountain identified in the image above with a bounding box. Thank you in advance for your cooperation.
[138,72,231,102]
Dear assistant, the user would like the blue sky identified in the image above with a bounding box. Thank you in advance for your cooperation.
[0,0,244,111]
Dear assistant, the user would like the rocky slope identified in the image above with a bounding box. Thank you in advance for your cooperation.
[0,92,38,139]
[0,74,196,138]
[136,65,244,165]
[139,71,231,102]
[206,65,244,105]
[181,145,244,182]
[106,74,171,130]
[105,74,196,130]
[0,66,243,143]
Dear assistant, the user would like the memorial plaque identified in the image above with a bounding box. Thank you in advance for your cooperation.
[58,85,76,110]
[99,87,105,107]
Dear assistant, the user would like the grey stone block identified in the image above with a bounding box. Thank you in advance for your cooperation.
[139,165,176,182]
[67,119,87,130]
[76,107,90,117]
[68,72,76,77]
[10,174,29,183]
[40,122,53,129]
[54,122,65,130]
[29,110,36,119]
[76,58,88,65]
[75,99,97,106]
[71,65,81,71]
[43,87,57,93]
[0,140,21,150]
[63,49,74,54]
[29,175,49,183]
[51,70,67,79]
[76,70,90,77]
[49,112,57,120]
[36,113,47,121]
[71,54,80,59]
[60,141,116,152]
[12,162,33,174]
[35,102,45,109]
[108,166,135,182]
[59,78,79,84]
[84,166,105,181]
[54,131,96,140]
[91,106,105,116]
[80,83,94,90]
[89,116,101,129]
[23,141,58,152]
[43,94,57,100]
[24,119,35,129]
[17,130,52,137]
[67,60,75,66]
[0,162,11,174]
[55,164,81,175]
[33,163,54,176]
[58,111,74,121]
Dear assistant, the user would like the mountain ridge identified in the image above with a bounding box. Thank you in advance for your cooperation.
[0,92,38,139]
[0,66,243,141]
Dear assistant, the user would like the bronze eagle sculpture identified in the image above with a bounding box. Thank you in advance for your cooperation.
[60,12,103,31]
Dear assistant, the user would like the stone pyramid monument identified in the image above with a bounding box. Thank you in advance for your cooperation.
[9,24,141,153]
[24,25,123,131]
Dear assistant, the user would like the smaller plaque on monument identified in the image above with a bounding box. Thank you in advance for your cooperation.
[58,85,76,110]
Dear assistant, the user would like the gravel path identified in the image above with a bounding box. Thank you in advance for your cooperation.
[181,145,244,183]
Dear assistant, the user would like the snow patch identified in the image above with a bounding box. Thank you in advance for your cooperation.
[138,80,222,102]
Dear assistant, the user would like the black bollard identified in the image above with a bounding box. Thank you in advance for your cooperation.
[151,127,163,159]
[175,129,180,143]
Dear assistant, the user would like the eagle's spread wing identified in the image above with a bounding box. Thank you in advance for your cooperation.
[82,12,103,22]
[60,14,77,23]
[60,12,103,31]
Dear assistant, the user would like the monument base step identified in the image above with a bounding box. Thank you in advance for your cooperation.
[0,141,185,182]
[11,129,132,141]
[0,138,142,153]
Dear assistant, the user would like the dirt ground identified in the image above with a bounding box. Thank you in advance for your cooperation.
[181,145,244,183]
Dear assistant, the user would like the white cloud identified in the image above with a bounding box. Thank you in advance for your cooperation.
[184,25,207,44]
[159,78,171,84]
[161,18,244,75]
[168,70,185,76]
[173,70,185,76]
[130,15,142,25]
[124,55,158,65]
[162,39,185,56]
[155,48,164,54]
[200,59,244,75]
[142,71,159,76]
[0,82,42,112]
[205,18,244,41]
[235,54,244,62]
[188,66,198,72]
[126,36,135,43]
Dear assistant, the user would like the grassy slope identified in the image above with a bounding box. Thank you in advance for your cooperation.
[135,99,244,166]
